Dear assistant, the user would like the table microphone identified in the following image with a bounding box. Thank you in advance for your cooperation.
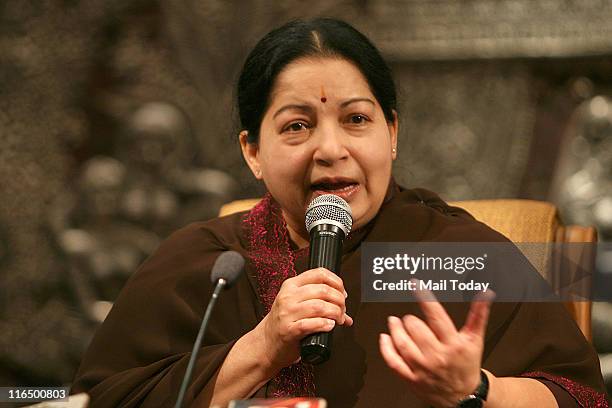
[174,250,245,408]
[300,194,353,365]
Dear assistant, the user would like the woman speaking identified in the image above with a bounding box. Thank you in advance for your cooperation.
[72,18,609,407]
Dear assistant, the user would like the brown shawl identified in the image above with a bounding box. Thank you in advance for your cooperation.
[71,185,609,407]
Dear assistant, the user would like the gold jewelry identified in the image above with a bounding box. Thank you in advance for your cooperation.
[392,148,397,154]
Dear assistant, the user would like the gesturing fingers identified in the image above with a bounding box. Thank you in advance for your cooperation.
[387,316,426,368]
[410,279,457,343]
[461,290,495,339]
[379,333,417,383]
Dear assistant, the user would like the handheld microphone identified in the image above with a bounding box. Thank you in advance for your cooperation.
[300,194,352,365]
[175,251,245,408]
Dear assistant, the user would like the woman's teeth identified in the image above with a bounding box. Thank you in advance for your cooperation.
[313,183,356,191]
[334,184,356,191]
[311,182,360,199]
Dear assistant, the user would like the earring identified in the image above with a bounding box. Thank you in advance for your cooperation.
[255,169,262,177]
[392,148,397,154]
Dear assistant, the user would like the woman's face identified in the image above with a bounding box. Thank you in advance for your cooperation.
[240,57,398,240]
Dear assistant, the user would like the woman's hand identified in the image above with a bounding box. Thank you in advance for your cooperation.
[379,283,495,408]
[253,267,353,373]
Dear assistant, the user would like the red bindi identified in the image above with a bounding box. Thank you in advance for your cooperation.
[320,97,327,103]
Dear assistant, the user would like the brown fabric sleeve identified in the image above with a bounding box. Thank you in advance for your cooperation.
[71,217,261,407]
[537,379,580,408]
[481,300,609,408]
[75,342,237,407]
[521,372,609,408]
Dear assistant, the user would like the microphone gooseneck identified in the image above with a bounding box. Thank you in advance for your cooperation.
[174,251,245,408]
[300,194,352,365]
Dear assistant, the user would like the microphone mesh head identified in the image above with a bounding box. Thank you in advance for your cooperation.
[210,251,245,287]
[305,194,353,236]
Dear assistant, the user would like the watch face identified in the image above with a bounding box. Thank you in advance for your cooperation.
[458,397,483,408]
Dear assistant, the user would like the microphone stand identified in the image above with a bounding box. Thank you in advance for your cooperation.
[174,278,227,408]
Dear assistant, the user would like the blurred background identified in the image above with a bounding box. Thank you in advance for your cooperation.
[1,0,612,397]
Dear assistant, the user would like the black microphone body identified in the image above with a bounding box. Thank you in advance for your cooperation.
[300,224,346,364]
[308,224,345,272]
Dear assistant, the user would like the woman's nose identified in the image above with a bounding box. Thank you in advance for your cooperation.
[312,127,349,166]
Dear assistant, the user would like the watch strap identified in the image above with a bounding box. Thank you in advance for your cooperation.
[456,370,489,407]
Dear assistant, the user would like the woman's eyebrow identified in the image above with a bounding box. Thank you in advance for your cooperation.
[273,98,373,118]
[340,97,375,108]
[273,104,314,119]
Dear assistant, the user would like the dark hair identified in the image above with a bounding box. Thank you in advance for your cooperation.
[237,18,397,143]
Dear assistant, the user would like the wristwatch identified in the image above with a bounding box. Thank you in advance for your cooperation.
[456,370,489,408]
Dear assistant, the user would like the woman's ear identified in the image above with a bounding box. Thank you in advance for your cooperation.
[389,110,399,160]
[239,131,263,179]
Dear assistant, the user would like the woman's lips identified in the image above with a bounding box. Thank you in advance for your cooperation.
[311,182,360,200]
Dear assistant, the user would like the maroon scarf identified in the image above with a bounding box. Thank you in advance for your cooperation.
[242,193,314,397]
